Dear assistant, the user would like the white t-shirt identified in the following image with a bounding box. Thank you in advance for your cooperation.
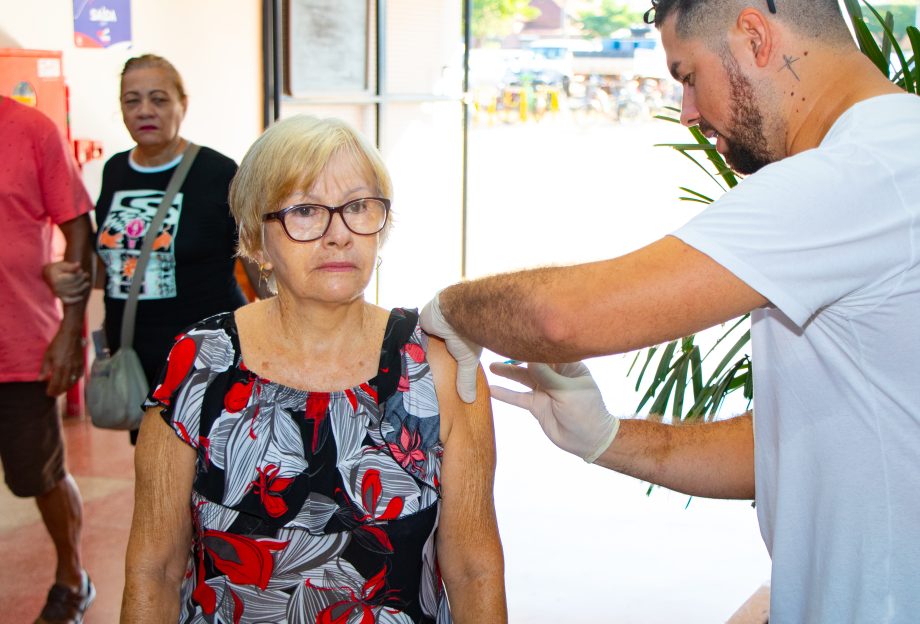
[673,93,920,624]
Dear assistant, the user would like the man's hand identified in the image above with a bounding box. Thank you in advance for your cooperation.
[420,292,483,403]
[43,260,91,304]
[39,327,84,396]
[489,361,620,463]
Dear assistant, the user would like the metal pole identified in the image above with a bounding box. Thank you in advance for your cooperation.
[461,0,472,279]
[376,0,387,148]
[375,0,387,303]
[261,0,272,129]
[272,0,283,122]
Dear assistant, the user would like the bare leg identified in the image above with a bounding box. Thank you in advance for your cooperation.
[35,474,84,588]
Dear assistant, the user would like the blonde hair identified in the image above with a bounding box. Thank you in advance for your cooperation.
[121,54,187,100]
[230,115,394,261]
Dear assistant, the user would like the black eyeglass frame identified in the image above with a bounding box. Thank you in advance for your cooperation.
[263,197,391,243]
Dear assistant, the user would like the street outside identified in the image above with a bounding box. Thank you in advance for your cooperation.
[464,111,771,623]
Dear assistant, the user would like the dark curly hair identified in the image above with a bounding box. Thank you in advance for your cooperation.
[643,0,853,45]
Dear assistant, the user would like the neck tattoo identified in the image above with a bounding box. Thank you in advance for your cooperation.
[780,55,801,81]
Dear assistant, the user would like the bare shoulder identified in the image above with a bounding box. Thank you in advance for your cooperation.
[424,334,492,444]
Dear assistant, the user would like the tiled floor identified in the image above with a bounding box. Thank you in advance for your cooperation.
[0,417,134,624]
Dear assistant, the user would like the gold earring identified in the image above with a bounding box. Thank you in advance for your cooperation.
[259,263,272,285]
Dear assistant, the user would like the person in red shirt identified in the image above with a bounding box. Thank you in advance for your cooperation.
[0,95,96,623]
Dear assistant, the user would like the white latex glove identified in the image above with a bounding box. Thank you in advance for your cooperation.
[420,291,483,403]
[489,361,620,463]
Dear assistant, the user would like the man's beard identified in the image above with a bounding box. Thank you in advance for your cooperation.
[714,51,775,175]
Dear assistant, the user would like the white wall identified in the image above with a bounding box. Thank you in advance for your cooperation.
[0,0,263,200]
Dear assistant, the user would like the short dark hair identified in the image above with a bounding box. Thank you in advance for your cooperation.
[121,54,187,100]
[644,0,854,46]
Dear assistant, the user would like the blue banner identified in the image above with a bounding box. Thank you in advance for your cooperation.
[73,0,132,49]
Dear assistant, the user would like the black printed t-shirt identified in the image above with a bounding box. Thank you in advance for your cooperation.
[94,146,246,383]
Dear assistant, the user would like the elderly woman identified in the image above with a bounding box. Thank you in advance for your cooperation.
[121,115,507,623]
[47,54,265,442]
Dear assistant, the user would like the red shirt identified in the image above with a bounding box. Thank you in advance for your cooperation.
[0,97,93,382]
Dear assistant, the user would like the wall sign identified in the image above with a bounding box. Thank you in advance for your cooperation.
[287,0,369,94]
[73,0,132,49]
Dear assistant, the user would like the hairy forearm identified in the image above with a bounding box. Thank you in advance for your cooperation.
[438,237,764,363]
[595,413,755,499]
[440,267,571,362]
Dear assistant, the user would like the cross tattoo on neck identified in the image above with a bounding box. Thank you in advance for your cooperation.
[780,54,801,81]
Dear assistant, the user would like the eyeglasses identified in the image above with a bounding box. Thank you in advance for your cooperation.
[263,197,390,243]
[644,1,776,24]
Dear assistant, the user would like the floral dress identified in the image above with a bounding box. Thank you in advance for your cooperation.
[144,308,450,624]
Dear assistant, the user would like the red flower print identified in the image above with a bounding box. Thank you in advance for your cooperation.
[224,377,255,413]
[309,565,402,624]
[152,335,197,403]
[360,383,377,402]
[230,589,244,624]
[248,464,295,518]
[201,530,288,591]
[360,469,404,521]
[305,393,331,453]
[388,426,426,475]
[344,388,358,412]
[403,342,425,363]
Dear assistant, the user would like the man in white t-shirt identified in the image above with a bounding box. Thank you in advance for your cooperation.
[420,1,920,622]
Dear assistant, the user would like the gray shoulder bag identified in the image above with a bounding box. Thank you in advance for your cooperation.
[86,143,200,429]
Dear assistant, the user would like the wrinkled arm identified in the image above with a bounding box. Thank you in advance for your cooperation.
[39,214,94,395]
[597,412,755,499]
[429,338,507,623]
[439,236,766,362]
[121,410,196,623]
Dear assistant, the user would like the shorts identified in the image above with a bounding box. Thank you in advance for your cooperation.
[0,381,66,497]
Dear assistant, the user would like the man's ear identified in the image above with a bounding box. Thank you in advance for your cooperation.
[737,8,773,68]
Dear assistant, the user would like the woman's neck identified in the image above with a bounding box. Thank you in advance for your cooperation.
[270,292,376,356]
[132,136,187,167]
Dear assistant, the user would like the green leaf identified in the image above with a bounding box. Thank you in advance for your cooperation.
[880,10,893,66]
[671,354,690,420]
[687,126,739,188]
[673,149,728,193]
[679,197,713,205]
[689,345,703,399]
[863,2,914,92]
[632,346,658,391]
[678,187,715,203]
[656,143,719,151]
[704,330,751,386]
[637,341,677,412]
[648,371,678,416]
[905,27,920,91]
[654,114,681,124]
[848,7,890,75]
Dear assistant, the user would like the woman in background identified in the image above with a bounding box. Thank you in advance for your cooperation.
[52,54,265,443]
[122,115,506,623]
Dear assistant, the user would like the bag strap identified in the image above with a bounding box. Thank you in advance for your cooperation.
[119,143,201,348]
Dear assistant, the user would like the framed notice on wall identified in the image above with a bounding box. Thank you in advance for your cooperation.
[286,0,369,94]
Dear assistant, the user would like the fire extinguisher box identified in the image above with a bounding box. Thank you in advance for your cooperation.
[0,48,69,138]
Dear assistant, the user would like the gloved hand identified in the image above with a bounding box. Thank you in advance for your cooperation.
[489,361,620,463]
[420,291,483,403]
